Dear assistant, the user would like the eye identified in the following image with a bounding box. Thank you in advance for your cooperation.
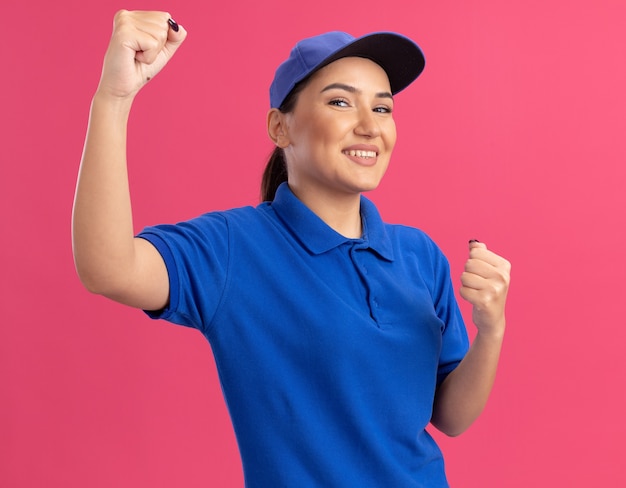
[373,105,393,114]
[328,98,349,107]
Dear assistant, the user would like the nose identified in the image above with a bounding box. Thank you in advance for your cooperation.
[354,108,381,138]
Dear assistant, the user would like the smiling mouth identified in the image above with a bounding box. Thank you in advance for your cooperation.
[342,150,377,159]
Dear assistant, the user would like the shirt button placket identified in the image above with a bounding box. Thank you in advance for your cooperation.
[354,244,381,326]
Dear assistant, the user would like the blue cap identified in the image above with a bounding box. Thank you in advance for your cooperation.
[269,31,426,109]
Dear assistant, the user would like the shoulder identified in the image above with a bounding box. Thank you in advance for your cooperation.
[169,203,272,231]
[137,205,271,252]
[139,202,291,252]
[383,222,453,277]
[385,222,443,256]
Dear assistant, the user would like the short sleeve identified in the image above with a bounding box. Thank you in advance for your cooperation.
[431,249,470,385]
[137,212,231,334]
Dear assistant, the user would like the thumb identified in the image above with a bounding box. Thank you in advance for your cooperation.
[468,239,487,251]
[134,20,188,66]
[163,20,188,58]
[132,19,188,91]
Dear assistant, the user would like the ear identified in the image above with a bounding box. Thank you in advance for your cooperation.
[267,108,290,148]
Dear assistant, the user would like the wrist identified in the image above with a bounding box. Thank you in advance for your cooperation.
[92,89,136,113]
[474,323,506,344]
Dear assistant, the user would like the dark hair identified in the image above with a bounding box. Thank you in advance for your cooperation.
[261,147,288,203]
[260,77,311,202]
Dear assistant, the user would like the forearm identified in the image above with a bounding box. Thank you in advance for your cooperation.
[72,92,137,293]
[431,326,504,437]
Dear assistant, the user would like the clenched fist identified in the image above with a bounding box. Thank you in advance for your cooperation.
[460,240,511,336]
[97,10,187,100]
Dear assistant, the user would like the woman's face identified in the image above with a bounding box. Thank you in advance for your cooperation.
[281,56,397,201]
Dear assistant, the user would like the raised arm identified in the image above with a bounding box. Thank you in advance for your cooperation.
[72,10,187,310]
[431,240,511,436]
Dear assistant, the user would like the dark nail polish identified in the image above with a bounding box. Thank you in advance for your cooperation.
[168,18,179,32]
[469,239,480,244]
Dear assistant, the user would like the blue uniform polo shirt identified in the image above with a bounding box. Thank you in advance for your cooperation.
[138,182,469,487]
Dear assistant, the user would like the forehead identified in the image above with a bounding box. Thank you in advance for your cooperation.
[308,56,391,90]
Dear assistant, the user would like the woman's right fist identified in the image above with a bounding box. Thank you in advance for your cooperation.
[97,10,187,99]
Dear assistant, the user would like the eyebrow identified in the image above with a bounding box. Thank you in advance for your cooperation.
[320,83,394,100]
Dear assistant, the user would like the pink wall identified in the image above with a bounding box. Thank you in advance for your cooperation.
[2,0,625,486]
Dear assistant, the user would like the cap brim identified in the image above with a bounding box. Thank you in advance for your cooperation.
[313,32,425,95]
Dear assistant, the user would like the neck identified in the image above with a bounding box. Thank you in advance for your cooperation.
[289,184,362,238]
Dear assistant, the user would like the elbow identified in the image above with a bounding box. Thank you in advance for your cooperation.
[72,242,103,295]
[430,417,468,438]
[430,398,476,437]
[74,263,108,296]
[73,255,119,297]
[72,243,125,297]
[438,425,467,438]
[75,268,130,302]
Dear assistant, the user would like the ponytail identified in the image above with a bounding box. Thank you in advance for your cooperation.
[261,147,288,202]
[259,75,313,201]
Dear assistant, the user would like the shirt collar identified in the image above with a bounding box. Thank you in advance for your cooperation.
[269,183,394,261]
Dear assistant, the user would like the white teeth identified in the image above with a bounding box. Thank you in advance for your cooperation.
[343,150,377,158]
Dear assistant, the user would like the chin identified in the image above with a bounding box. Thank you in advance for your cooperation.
[355,177,384,193]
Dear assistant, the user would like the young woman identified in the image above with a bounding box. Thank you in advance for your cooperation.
[73,10,511,487]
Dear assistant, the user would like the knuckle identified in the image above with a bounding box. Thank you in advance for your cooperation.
[113,11,136,35]
[497,270,510,287]
[490,280,508,299]
[114,9,131,25]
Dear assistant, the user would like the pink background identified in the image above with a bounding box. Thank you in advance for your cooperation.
[2,0,625,486]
